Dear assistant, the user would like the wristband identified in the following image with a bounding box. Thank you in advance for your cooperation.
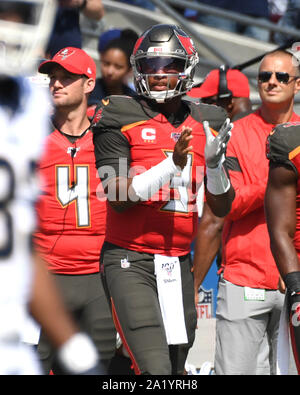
[131,156,181,201]
[206,160,230,195]
[58,333,99,374]
[284,271,300,295]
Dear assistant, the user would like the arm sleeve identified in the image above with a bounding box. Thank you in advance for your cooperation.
[93,129,131,183]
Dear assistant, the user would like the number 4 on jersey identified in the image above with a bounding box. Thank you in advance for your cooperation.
[56,165,90,227]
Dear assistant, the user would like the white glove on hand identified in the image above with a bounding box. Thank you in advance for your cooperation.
[203,118,233,168]
[58,332,101,375]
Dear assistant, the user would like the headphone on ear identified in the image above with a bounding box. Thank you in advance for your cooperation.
[218,64,232,101]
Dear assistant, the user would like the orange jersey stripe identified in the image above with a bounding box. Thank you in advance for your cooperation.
[289,145,300,160]
[121,120,147,133]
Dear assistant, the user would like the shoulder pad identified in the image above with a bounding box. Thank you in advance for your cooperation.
[267,122,300,163]
[187,101,228,131]
[91,95,150,133]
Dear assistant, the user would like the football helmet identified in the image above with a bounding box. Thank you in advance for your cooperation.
[0,0,56,76]
[131,24,199,103]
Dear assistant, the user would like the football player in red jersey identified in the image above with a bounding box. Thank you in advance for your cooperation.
[35,47,116,374]
[92,24,234,375]
[266,121,300,375]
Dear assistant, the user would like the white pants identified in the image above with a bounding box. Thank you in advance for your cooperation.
[215,276,284,375]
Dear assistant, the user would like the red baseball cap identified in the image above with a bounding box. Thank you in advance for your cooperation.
[38,47,96,80]
[188,68,249,98]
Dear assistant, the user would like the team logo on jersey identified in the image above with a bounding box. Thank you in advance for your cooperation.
[92,108,103,125]
[141,128,156,142]
[171,131,181,142]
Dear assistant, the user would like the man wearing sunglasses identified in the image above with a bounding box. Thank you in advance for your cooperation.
[193,49,300,375]
[92,24,235,375]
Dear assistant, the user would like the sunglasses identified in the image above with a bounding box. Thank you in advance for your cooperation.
[258,71,300,84]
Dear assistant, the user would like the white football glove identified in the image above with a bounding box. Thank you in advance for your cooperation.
[203,118,233,169]
[58,333,101,375]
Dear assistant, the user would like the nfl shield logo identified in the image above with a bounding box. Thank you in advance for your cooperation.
[197,286,213,319]
[171,132,181,142]
[121,257,130,268]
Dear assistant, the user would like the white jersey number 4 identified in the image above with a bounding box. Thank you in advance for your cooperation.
[56,165,90,228]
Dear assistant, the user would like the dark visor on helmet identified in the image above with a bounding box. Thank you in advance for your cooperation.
[137,57,186,74]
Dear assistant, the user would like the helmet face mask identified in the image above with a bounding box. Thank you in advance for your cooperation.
[0,0,56,77]
[131,24,199,103]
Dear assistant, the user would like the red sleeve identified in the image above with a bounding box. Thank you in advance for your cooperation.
[225,138,266,221]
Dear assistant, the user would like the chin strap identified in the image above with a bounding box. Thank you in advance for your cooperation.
[138,73,186,102]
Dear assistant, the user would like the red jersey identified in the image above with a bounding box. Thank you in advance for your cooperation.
[92,96,227,256]
[34,129,106,274]
[267,121,300,258]
[220,110,300,289]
